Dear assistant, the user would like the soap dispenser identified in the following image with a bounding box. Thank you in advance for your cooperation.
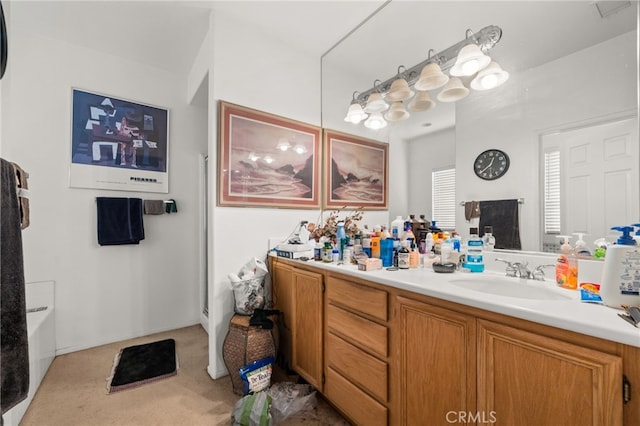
[599,226,640,308]
[573,232,591,258]
[555,235,577,289]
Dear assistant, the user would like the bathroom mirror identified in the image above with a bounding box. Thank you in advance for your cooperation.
[321,1,639,252]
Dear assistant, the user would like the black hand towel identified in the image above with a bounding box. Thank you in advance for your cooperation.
[478,199,522,250]
[1,158,29,414]
[97,197,145,246]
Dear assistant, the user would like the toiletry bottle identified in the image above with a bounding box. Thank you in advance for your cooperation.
[332,248,340,263]
[410,215,421,241]
[398,241,410,269]
[409,242,419,269]
[391,216,404,240]
[371,235,381,258]
[440,238,453,264]
[573,232,591,259]
[599,226,640,308]
[336,222,346,261]
[322,242,333,263]
[362,233,372,257]
[483,226,495,251]
[555,235,577,289]
[463,227,484,272]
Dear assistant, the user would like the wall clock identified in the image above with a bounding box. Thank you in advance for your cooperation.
[0,1,6,80]
[474,149,510,180]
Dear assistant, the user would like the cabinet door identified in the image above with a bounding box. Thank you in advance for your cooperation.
[292,268,323,390]
[478,319,623,426]
[396,296,477,426]
[270,260,293,369]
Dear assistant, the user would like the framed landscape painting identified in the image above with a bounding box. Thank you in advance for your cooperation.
[323,129,388,210]
[218,101,321,208]
[69,88,169,193]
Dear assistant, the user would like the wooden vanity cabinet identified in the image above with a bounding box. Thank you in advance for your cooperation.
[395,296,477,426]
[325,274,390,426]
[477,319,622,426]
[270,258,636,426]
[270,259,323,390]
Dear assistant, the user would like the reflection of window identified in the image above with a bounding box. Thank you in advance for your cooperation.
[543,150,561,234]
[432,167,456,230]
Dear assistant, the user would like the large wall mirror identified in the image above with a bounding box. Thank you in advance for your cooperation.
[322,1,638,252]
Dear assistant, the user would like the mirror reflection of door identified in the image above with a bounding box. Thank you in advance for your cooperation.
[541,116,639,251]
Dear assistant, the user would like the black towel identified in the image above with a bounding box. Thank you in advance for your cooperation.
[479,199,521,250]
[97,197,145,245]
[1,158,29,414]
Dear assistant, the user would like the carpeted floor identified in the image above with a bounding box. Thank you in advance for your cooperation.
[20,324,350,426]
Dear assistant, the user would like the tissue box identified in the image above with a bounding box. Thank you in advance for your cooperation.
[358,258,382,271]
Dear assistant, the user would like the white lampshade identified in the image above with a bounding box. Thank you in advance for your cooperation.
[450,44,491,77]
[408,91,435,112]
[414,63,449,91]
[385,78,414,102]
[470,61,510,90]
[384,101,410,121]
[343,103,368,124]
[364,112,388,130]
[437,77,470,102]
[364,92,389,113]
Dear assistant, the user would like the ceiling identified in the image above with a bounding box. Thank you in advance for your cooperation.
[9,0,638,139]
[9,0,385,75]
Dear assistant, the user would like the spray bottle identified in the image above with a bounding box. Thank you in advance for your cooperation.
[600,226,640,308]
[555,235,577,289]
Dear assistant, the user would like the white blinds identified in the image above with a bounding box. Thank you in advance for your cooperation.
[432,167,456,230]
[544,150,561,234]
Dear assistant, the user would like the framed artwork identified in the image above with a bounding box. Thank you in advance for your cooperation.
[69,88,169,193]
[218,101,321,208]
[323,129,388,210]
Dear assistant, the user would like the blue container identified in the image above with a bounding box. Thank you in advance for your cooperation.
[380,239,395,267]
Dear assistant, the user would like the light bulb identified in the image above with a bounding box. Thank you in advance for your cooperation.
[461,59,480,76]
[480,73,498,89]
[364,112,388,130]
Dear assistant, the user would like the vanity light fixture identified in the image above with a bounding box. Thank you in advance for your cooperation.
[293,144,308,155]
[344,91,368,124]
[364,81,389,113]
[470,61,510,90]
[345,25,505,130]
[385,101,410,121]
[385,67,414,102]
[449,32,492,77]
[437,77,470,102]
[364,112,388,130]
[408,90,435,112]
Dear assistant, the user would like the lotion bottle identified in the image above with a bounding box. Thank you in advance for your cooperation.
[599,226,640,308]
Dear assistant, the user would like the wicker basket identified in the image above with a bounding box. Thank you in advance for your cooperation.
[222,314,277,395]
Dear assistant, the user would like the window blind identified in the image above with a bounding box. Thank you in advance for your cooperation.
[432,167,456,230]
[544,150,561,234]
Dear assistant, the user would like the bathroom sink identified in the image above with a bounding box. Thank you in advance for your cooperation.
[450,275,574,301]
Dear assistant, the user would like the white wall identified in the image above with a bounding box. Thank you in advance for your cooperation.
[1,9,207,353]
[406,127,456,218]
[441,31,636,250]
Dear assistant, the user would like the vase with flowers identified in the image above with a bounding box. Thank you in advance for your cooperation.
[308,207,364,243]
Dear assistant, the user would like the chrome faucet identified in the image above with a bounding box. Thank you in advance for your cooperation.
[532,264,556,281]
[495,258,518,277]
[512,261,532,279]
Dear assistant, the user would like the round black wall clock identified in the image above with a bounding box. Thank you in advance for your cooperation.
[474,149,510,180]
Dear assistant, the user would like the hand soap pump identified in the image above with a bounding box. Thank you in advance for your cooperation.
[573,232,591,258]
[555,235,577,289]
[599,226,640,309]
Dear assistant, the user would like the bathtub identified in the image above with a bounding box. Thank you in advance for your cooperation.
[3,281,55,426]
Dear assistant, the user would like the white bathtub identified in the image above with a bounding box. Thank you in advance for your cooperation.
[3,281,55,426]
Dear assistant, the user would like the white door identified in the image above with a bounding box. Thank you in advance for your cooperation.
[542,116,639,250]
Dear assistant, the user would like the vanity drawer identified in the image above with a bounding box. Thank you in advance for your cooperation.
[327,303,388,357]
[326,276,388,321]
[325,366,388,426]
[327,332,388,402]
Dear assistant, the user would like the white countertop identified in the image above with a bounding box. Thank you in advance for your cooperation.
[284,257,640,348]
